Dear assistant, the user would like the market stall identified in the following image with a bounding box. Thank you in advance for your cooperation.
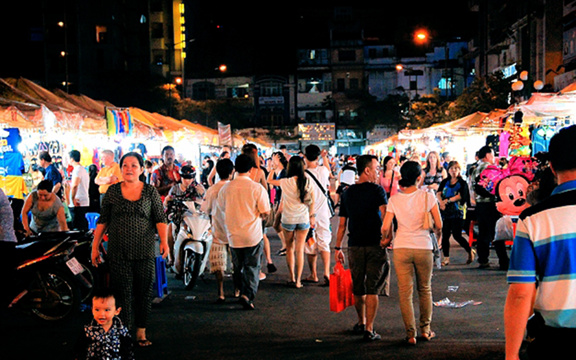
[367,79,576,169]
[1,77,273,193]
[366,110,508,168]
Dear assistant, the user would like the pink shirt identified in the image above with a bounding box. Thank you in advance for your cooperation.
[380,172,399,197]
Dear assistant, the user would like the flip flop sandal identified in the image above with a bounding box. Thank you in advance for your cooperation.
[137,339,153,347]
[422,331,436,341]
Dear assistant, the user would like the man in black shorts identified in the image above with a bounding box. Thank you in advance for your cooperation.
[335,154,389,341]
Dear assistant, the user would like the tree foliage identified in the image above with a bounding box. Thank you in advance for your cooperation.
[405,71,512,129]
[357,93,410,132]
[444,71,512,120]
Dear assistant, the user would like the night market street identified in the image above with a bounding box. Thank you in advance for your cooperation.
[1,223,512,360]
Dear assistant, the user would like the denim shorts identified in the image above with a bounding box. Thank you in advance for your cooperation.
[281,222,310,231]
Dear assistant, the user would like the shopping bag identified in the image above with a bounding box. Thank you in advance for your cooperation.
[329,261,355,313]
[304,228,316,255]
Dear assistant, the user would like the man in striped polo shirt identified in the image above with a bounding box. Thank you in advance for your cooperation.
[504,125,576,360]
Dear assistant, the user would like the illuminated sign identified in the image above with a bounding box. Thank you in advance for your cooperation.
[298,123,335,141]
[502,63,517,78]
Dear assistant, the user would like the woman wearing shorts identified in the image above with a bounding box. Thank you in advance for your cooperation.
[268,156,315,288]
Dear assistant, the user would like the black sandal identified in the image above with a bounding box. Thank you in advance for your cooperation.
[137,339,153,347]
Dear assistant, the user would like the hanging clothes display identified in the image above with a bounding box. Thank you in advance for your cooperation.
[499,131,510,158]
[508,124,531,157]
[531,125,553,155]
[486,133,500,156]
[0,128,27,199]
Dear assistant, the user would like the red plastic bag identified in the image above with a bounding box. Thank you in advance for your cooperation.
[329,261,355,312]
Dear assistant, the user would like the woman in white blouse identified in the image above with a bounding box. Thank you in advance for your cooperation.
[268,156,315,288]
[382,161,442,345]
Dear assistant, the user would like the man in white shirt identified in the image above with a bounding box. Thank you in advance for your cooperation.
[201,158,234,303]
[217,154,270,310]
[68,149,90,231]
[303,145,333,286]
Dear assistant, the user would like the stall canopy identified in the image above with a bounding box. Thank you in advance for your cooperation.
[560,82,576,94]
[371,79,576,150]
[0,77,271,149]
[514,92,576,120]
[1,78,106,133]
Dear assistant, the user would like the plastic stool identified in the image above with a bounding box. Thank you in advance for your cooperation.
[20,211,32,223]
[153,256,168,298]
[85,212,100,230]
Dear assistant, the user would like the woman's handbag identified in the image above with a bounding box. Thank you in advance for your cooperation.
[264,204,275,228]
[329,261,355,312]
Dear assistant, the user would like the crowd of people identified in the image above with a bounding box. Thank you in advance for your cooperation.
[2,124,576,359]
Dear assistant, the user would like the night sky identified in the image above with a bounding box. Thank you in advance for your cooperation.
[0,1,476,79]
[192,1,477,75]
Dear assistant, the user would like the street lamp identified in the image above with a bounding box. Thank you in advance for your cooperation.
[396,64,423,98]
[167,77,183,117]
[414,29,429,45]
[411,28,459,99]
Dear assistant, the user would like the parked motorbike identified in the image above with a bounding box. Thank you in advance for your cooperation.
[166,194,213,290]
[29,230,99,303]
[2,236,88,322]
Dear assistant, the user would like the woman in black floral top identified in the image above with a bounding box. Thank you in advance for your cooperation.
[91,152,169,347]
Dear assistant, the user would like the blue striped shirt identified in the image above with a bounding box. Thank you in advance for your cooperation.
[508,179,576,328]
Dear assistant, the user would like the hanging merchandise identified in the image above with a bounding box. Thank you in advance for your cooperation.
[504,111,531,157]
[499,131,510,158]
[477,156,536,216]
[508,125,531,157]
[0,128,25,177]
[0,128,27,199]
[106,107,133,137]
[531,124,555,155]
[486,133,500,156]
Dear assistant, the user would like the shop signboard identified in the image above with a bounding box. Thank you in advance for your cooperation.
[298,123,335,141]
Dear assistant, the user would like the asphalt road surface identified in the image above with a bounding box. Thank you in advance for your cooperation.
[1,224,521,360]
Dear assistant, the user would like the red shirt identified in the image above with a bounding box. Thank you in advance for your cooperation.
[152,164,180,197]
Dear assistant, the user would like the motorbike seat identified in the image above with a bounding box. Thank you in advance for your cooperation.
[12,239,68,265]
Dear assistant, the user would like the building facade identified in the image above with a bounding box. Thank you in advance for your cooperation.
[468,0,567,91]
